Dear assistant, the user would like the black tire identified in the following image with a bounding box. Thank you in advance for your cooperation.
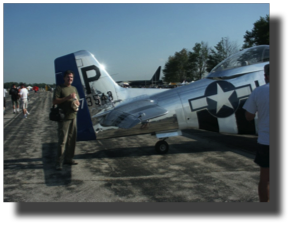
[155,141,169,154]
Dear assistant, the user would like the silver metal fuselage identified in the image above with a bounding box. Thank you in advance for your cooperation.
[92,70,265,139]
[67,45,269,140]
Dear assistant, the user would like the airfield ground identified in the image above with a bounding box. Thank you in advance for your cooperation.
[3,91,278,214]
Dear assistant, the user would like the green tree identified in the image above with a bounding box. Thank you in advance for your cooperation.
[4,82,15,89]
[206,37,239,73]
[242,15,269,49]
[162,48,189,83]
[4,82,53,89]
[186,42,209,80]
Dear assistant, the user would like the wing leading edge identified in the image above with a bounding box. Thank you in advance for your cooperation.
[101,99,168,129]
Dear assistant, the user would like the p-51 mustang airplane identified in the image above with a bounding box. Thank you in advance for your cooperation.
[54,45,269,154]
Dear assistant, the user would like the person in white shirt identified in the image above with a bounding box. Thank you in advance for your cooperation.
[243,64,269,202]
[18,83,29,118]
[4,88,8,114]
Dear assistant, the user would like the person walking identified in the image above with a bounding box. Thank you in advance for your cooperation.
[18,83,29,118]
[4,88,8,114]
[9,84,20,114]
[53,70,80,171]
[243,64,270,202]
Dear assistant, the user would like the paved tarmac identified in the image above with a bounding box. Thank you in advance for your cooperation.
[3,90,282,215]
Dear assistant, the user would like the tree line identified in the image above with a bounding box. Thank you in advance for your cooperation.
[162,15,269,83]
[4,82,56,89]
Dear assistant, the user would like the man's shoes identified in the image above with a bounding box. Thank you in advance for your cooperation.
[13,111,15,114]
[23,114,27,118]
[64,160,78,165]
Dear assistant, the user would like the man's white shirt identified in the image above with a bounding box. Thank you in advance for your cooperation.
[19,88,29,99]
[243,83,269,145]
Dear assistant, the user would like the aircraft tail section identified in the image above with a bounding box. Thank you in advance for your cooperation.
[151,66,161,83]
[73,50,121,101]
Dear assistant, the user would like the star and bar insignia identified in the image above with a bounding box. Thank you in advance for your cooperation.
[189,81,252,118]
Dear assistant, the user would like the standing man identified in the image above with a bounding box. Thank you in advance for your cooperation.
[243,64,270,202]
[53,70,80,171]
[19,83,29,118]
[4,88,8,114]
[9,84,20,114]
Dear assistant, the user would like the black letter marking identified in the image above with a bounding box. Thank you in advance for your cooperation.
[81,65,101,94]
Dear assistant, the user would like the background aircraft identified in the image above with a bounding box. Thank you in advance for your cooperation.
[116,66,162,87]
[54,45,269,153]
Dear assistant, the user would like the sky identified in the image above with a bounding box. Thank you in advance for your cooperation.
[3,2,270,84]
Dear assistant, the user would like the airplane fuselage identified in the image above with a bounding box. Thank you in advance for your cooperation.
[94,68,267,139]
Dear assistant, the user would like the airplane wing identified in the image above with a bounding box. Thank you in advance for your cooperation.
[101,99,168,129]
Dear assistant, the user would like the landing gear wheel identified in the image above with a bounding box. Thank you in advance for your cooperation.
[155,141,169,154]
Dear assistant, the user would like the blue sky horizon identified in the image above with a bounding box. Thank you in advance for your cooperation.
[4,3,269,84]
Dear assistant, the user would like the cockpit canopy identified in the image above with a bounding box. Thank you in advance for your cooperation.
[206,45,269,79]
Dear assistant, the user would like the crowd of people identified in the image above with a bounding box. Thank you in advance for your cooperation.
[3,83,31,118]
